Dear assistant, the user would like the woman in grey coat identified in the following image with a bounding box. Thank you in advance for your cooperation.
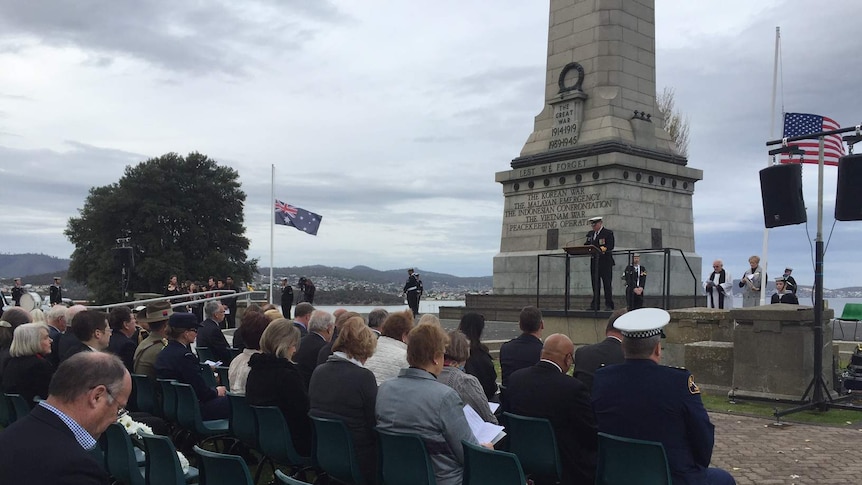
[738,255,764,307]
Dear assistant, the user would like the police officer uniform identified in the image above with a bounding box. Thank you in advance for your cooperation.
[592,308,736,485]
[154,312,229,420]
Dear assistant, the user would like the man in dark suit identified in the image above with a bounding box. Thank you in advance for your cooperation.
[499,305,544,388]
[585,216,615,310]
[196,300,232,363]
[293,302,314,337]
[294,310,334,387]
[574,309,626,391]
[223,276,239,328]
[280,277,294,319]
[504,334,597,485]
[592,308,735,485]
[0,351,131,485]
[59,310,111,363]
[45,305,69,368]
[107,306,138,373]
[623,253,646,310]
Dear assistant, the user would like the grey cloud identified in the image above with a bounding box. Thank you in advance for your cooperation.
[0,0,345,75]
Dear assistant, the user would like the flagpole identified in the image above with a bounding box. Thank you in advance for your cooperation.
[760,26,781,305]
[269,163,275,304]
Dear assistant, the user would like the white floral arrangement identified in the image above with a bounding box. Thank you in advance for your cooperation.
[117,413,153,436]
[116,414,190,474]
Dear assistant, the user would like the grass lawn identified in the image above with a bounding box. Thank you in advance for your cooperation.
[701,392,862,427]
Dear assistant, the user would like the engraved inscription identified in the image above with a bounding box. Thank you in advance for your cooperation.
[505,187,613,233]
[549,100,582,150]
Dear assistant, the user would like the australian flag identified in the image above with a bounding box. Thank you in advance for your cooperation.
[275,199,322,235]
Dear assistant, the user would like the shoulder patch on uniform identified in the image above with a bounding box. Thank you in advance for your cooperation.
[688,375,701,394]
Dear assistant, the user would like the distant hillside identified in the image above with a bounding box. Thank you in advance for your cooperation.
[263,265,491,288]
[0,253,70,279]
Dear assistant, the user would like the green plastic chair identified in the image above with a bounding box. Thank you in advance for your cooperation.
[157,378,179,423]
[196,346,216,364]
[171,382,231,449]
[193,445,254,485]
[0,392,13,427]
[104,422,145,485]
[4,393,31,423]
[837,303,862,340]
[274,469,313,484]
[140,432,200,485]
[502,412,562,483]
[131,374,157,415]
[216,366,230,389]
[226,392,258,455]
[375,427,435,485]
[462,440,526,485]
[251,405,312,483]
[309,415,365,485]
[596,432,672,485]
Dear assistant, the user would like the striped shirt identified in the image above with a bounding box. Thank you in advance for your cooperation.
[38,401,98,450]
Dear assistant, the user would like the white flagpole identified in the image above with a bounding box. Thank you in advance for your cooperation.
[270,163,275,304]
[760,26,780,305]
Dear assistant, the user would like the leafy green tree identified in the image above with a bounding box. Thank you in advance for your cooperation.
[66,152,257,303]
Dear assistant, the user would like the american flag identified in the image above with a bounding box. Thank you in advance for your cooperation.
[779,112,845,166]
[274,199,322,235]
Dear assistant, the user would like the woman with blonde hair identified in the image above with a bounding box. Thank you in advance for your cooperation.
[738,255,763,308]
[245,318,311,455]
[309,317,379,484]
[29,308,46,323]
[2,322,54,407]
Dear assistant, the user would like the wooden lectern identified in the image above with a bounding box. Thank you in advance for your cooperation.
[564,245,599,256]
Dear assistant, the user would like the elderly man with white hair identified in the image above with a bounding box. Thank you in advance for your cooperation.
[294,310,335,387]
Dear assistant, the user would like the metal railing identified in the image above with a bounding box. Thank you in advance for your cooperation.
[85,289,269,311]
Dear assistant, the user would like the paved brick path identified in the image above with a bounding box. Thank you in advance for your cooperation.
[710,412,862,484]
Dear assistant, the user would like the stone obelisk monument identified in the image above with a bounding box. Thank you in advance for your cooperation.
[493,0,703,304]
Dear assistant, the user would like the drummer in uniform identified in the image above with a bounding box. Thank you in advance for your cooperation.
[591,308,736,485]
[10,278,24,307]
[49,277,63,305]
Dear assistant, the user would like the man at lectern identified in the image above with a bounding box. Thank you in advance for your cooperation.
[585,216,615,311]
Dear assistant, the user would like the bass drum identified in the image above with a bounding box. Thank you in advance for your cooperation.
[18,291,42,311]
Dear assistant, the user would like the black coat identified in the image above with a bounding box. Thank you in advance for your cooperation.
[505,361,597,485]
[309,355,378,484]
[465,346,497,400]
[280,285,294,316]
[196,318,232,363]
[0,404,109,484]
[1,354,54,407]
[499,333,543,388]
[585,227,615,267]
[245,353,312,456]
[294,332,327,388]
[58,335,89,363]
[107,332,137,373]
[573,337,624,391]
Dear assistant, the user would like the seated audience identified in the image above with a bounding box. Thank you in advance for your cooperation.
[364,310,413,385]
[310,317,379,484]
[315,311,361,365]
[573,309,625,391]
[246,318,312,456]
[377,323,484,485]
[197,300,232,363]
[417,314,441,326]
[228,311,270,394]
[592,308,736,485]
[367,308,389,336]
[155,312,229,420]
[58,310,111,362]
[459,312,498,400]
[438,330,498,424]
[505,333,597,484]
[499,306,544,388]
[107,306,138,373]
[294,310,335,387]
[45,305,68,368]
[0,307,31,374]
[133,301,172,381]
[29,308,46,323]
[2,322,55,407]
[0,352,131,485]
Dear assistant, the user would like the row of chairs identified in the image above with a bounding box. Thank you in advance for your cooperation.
[0,392,31,427]
[188,411,672,485]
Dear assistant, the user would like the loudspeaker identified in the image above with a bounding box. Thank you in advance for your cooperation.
[835,154,862,221]
[759,164,806,228]
[112,247,134,269]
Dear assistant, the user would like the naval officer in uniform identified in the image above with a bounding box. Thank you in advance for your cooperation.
[585,216,615,311]
[592,308,736,485]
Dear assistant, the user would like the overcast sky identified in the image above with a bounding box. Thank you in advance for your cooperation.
[1,0,860,289]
